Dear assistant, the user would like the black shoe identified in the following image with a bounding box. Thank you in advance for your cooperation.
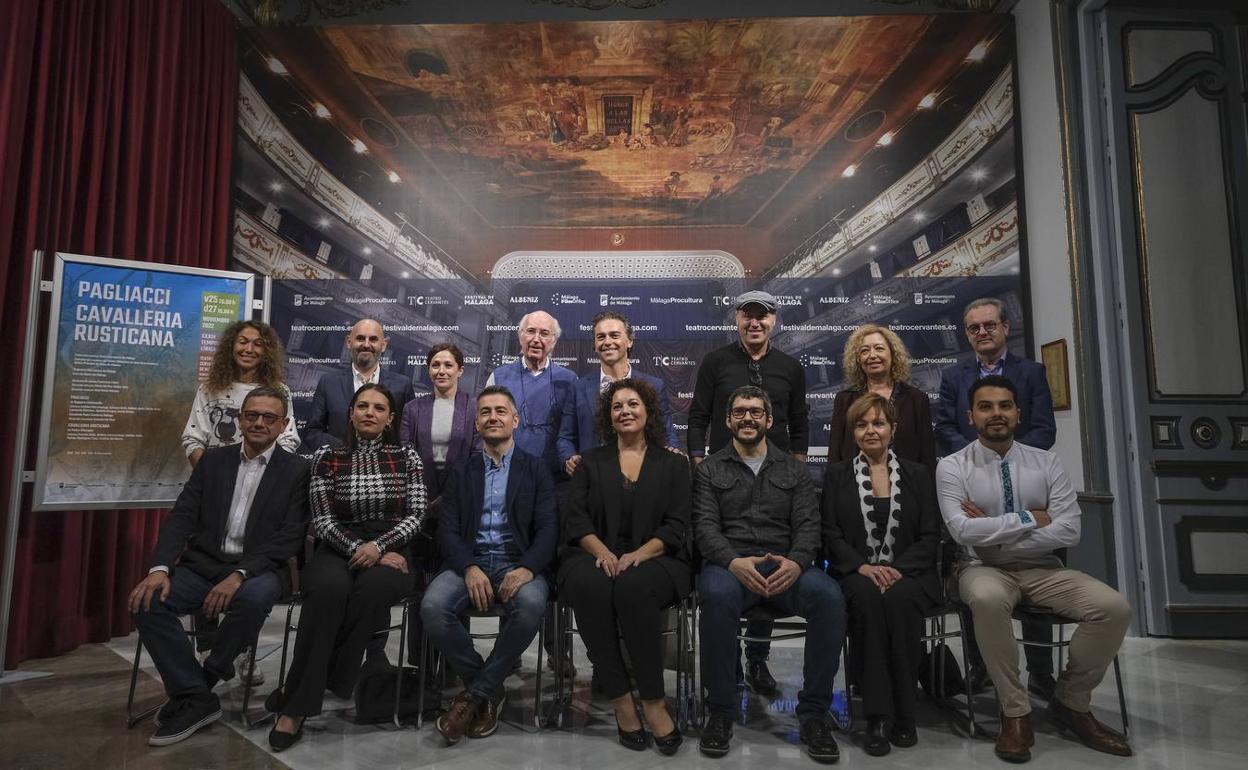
[800,716,841,763]
[152,699,175,728]
[268,716,304,752]
[888,718,918,748]
[148,694,221,747]
[655,723,683,756]
[617,725,650,751]
[745,660,778,696]
[861,716,890,756]
[1027,671,1057,702]
[699,711,733,758]
[967,665,991,694]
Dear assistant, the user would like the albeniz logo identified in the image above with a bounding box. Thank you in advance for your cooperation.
[407,295,449,307]
[463,295,493,306]
[510,296,538,303]
[464,356,482,365]
[819,296,850,304]
[799,354,836,367]
[651,355,697,367]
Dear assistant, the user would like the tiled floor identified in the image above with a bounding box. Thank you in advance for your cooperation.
[4,607,1247,769]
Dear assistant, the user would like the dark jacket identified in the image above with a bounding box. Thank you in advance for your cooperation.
[827,381,937,473]
[934,351,1056,454]
[437,446,558,577]
[557,370,678,464]
[820,457,941,602]
[302,367,415,452]
[693,442,820,569]
[398,389,481,495]
[558,444,693,595]
[687,342,809,457]
[149,444,310,584]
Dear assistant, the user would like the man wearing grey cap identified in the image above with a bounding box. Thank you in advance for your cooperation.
[688,289,810,694]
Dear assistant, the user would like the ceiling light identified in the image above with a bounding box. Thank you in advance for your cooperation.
[401,271,411,279]
[362,246,372,255]
[967,41,989,62]
[970,167,989,182]
[351,138,367,154]
[266,181,283,193]
[841,164,857,178]
[913,211,928,223]
[313,102,331,119]
[918,92,937,109]
[387,170,401,184]
[868,245,878,253]
[316,216,330,229]
[266,57,288,75]
[876,131,894,147]
[831,267,842,276]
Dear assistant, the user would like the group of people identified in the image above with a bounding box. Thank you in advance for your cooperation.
[127,292,1133,765]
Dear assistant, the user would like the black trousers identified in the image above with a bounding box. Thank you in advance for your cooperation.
[279,547,414,716]
[560,558,680,701]
[841,573,935,721]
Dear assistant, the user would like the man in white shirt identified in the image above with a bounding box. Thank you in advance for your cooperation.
[128,387,309,747]
[936,375,1132,762]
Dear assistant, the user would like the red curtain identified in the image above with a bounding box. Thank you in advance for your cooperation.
[0,0,237,666]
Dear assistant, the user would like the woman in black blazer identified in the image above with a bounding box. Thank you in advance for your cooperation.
[827,324,936,472]
[559,378,691,756]
[822,393,940,757]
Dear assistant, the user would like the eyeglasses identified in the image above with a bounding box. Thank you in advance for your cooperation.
[748,361,763,386]
[521,327,554,339]
[730,406,768,420]
[241,410,282,425]
[965,322,1001,335]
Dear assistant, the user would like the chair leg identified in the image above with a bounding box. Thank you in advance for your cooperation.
[533,605,546,729]
[417,631,429,729]
[1112,655,1129,737]
[675,603,686,730]
[395,601,409,729]
[241,642,259,728]
[277,597,297,690]
[958,619,979,738]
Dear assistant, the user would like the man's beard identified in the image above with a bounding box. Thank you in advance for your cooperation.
[733,423,766,446]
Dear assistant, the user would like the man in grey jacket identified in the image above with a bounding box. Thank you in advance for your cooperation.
[693,385,846,763]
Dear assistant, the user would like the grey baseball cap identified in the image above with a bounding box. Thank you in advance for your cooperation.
[735,290,777,312]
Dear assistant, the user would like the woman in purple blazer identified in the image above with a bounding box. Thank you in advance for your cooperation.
[399,343,481,500]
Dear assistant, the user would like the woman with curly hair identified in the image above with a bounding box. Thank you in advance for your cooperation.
[181,319,300,466]
[827,324,935,472]
[558,378,691,756]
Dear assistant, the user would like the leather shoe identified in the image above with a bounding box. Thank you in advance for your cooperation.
[654,723,683,756]
[889,718,918,748]
[267,716,303,752]
[799,716,841,764]
[699,711,733,757]
[1027,671,1057,702]
[862,716,891,756]
[617,725,650,751]
[994,712,1034,763]
[466,694,504,739]
[745,660,778,696]
[1047,699,1132,756]
[436,690,481,745]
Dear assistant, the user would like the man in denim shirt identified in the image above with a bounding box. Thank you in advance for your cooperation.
[420,385,557,744]
[693,385,847,763]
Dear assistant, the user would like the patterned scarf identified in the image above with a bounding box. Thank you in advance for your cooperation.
[853,449,902,564]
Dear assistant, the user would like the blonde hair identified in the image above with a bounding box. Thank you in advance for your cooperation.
[842,324,911,389]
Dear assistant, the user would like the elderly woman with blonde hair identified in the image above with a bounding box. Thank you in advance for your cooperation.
[827,324,935,471]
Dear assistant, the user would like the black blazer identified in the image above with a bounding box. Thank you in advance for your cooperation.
[149,444,310,584]
[437,447,558,577]
[302,368,415,452]
[820,457,941,602]
[558,444,693,596]
[827,381,937,473]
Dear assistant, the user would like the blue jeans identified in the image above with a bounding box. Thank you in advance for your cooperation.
[698,564,847,723]
[133,567,283,697]
[419,557,549,703]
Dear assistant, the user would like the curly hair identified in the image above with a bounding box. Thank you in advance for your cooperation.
[204,320,285,395]
[841,323,911,390]
[595,378,668,448]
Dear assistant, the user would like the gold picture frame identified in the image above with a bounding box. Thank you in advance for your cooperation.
[1041,339,1072,411]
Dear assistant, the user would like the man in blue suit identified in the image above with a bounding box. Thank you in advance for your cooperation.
[558,310,678,477]
[420,385,557,744]
[934,296,1058,700]
[301,318,415,452]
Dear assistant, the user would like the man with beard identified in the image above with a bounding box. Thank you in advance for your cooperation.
[693,386,846,763]
[557,310,677,477]
[302,318,415,452]
[937,375,1132,763]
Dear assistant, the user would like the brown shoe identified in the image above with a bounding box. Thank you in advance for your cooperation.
[1048,699,1132,756]
[995,712,1034,763]
[436,691,481,745]
[466,694,504,739]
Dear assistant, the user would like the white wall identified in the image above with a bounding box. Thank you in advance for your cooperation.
[1013,0,1085,488]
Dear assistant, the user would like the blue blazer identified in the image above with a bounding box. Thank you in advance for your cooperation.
[934,351,1056,453]
[301,368,415,452]
[398,389,482,474]
[437,448,558,577]
[557,370,678,465]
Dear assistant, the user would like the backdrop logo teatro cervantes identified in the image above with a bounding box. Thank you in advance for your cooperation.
[406,295,450,307]
[651,355,697,368]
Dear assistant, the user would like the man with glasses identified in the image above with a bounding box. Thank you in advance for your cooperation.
[694,386,846,762]
[688,290,809,694]
[934,297,1059,701]
[128,387,310,747]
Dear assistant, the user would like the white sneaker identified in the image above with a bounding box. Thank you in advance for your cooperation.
[235,648,265,686]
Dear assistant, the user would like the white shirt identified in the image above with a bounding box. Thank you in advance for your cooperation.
[935,439,1080,568]
[352,365,380,393]
[223,441,278,555]
[599,365,632,393]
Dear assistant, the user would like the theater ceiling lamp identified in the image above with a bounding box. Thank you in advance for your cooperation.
[313,102,331,119]
[918,92,938,110]
[841,165,857,178]
[966,40,990,62]
[266,57,288,75]
[387,170,401,184]
[876,131,895,147]
[351,138,368,154]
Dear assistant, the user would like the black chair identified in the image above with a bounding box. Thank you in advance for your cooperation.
[550,594,697,730]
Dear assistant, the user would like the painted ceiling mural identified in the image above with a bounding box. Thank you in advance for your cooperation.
[317,17,935,227]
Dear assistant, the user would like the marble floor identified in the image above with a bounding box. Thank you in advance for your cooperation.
[3,607,1246,769]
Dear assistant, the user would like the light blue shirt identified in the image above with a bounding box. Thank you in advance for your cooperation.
[474,444,516,558]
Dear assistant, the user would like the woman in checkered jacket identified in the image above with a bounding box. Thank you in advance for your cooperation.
[266,383,428,751]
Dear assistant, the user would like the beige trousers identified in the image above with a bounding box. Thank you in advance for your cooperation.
[958,565,1131,717]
